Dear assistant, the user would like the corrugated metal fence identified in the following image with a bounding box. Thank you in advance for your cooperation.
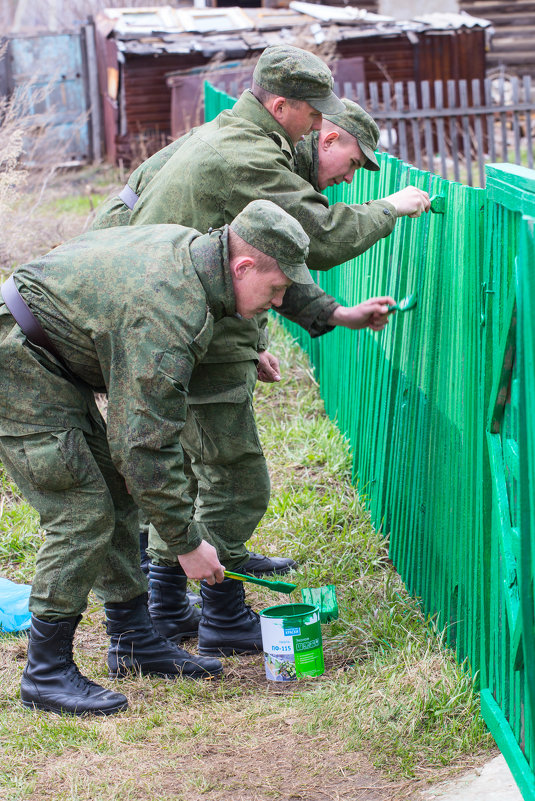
[205,82,535,799]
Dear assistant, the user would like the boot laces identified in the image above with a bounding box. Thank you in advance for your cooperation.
[59,638,100,691]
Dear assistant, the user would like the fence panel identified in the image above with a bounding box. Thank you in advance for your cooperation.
[204,82,535,798]
[334,75,535,188]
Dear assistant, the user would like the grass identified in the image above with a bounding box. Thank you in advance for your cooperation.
[0,310,494,800]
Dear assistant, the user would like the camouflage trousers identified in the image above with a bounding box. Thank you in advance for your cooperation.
[146,360,271,571]
[0,314,145,620]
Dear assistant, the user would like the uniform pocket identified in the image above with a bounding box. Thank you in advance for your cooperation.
[188,382,263,464]
[21,430,88,491]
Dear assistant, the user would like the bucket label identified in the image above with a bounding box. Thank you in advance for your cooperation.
[295,635,321,652]
[283,626,301,636]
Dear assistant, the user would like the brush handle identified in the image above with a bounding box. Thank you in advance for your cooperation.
[223,569,296,594]
[224,569,272,589]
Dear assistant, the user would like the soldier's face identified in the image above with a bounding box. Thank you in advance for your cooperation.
[317,130,365,190]
[278,100,323,144]
[232,260,292,319]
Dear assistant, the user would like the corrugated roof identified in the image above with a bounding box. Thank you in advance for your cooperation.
[100,4,493,58]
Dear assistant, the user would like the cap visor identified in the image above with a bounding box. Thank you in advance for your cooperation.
[307,91,345,115]
[359,140,380,171]
[279,261,314,285]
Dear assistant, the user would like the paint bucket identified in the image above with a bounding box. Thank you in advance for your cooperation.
[259,603,324,682]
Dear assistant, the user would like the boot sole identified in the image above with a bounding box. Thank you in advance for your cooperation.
[21,698,128,716]
[162,629,198,644]
[198,645,262,657]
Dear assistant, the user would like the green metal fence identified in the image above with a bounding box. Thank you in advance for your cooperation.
[205,82,535,799]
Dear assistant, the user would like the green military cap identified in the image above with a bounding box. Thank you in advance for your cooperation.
[230,200,313,285]
[324,98,381,171]
[253,45,344,115]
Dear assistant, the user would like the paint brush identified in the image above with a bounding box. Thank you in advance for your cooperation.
[388,292,418,313]
[223,569,297,594]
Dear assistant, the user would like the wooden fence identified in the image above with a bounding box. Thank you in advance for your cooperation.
[337,75,535,188]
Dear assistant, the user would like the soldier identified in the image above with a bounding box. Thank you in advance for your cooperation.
[0,200,313,716]
[296,98,381,193]
[95,44,429,658]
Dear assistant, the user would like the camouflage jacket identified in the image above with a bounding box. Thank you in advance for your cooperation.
[7,225,236,553]
[295,130,320,193]
[128,91,396,360]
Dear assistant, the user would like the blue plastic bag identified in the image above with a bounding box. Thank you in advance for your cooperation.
[0,576,31,633]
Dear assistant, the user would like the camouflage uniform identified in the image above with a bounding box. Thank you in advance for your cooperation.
[295,131,321,192]
[126,89,396,567]
[0,223,251,619]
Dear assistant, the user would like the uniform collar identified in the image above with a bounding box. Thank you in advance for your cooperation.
[233,90,297,160]
[189,227,236,320]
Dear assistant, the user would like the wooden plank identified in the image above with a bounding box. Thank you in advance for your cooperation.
[421,80,434,173]
[394,81,408,163]
[381,81,396,157]
[472,79,486,188]
[447,79,461,182]
[497,76,509,164]
[368,80,380,120]
[524,75,534,169]
[408,80,421,169]
[511,77,522,165]
[484,78,497,163]
[459,79,473,186]
[434,80,449,180]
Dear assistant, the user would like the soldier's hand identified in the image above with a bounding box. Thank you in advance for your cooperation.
[257,350,281,382]
[328,297,395,331]
[178,541,225,584]
[384,186,430,218]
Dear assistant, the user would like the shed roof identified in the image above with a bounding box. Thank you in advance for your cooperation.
[98,4,493,58]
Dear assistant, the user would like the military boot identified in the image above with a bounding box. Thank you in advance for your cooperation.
[105,592,222,679]
[241,552,297,576]
[148,563,201,643]
[197,578,263,656]
[21,615,128,716]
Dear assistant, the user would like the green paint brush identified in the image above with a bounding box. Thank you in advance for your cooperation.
[388,292,418,313]
[223,569,297,594]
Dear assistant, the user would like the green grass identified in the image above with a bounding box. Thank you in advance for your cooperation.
[45,194,108,215]
[0,321,494,800]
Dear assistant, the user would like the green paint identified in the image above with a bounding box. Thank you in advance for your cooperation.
[205,84,535,795]
[388,292,418,313]
[301,584,338,623]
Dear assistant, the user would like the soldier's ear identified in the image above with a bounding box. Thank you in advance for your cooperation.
[230,256,255,280]
[266,96,287,123]
[321,130,339,150]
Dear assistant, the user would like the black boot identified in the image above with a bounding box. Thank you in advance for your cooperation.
[197,578,262,656]
[105,593,222,679]
[241,552,297,576]
[148,563,201,643]
[21,615,128,716]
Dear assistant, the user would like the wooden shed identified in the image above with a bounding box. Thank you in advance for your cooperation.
[460,0,535,77]
[94,4,492,164]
